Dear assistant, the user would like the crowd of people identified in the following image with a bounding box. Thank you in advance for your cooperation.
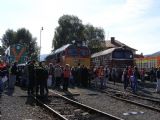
[0,60,160,98]
[0,60,93,97]
[93,65,160,93]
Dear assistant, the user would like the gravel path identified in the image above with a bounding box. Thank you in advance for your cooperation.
[53,87,160,120]
[0,87,59,120]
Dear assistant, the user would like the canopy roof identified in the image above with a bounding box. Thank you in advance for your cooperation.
[91,48,115,58]
[52,44,71,54]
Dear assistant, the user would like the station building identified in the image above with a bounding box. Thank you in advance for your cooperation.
[91,37,138,68]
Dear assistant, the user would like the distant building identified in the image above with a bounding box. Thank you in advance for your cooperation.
[134,53,144,58]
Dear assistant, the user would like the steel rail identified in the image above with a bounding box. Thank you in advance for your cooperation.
[31,95,68,120]
[49,90,124,120]
[106,85,160,100]
[98,89,160,112]
[106,86,160,103]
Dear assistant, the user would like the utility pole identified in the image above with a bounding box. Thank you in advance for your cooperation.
[39,27,43,61]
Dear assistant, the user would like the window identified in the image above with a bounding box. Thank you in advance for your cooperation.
[80,49,89,57]
[124,51,133,59]
[112,50,133,59]
[112,51,123,58]
[67,49,78,56]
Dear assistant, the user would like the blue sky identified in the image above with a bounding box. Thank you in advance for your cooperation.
[0,0,160,55]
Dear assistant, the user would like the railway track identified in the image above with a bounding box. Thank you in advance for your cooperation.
[106,85,160,102]
[32,91,124,120]
[107,82,160,100]
[97,88,160,112]
[106,86,160,100]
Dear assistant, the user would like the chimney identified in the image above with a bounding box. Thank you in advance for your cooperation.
[111,37,115,43]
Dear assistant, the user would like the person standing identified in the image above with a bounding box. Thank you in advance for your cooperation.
[63,64,71,91]
[23,64,29,88]
[0,61,7,94]
[9,62,18,90]
[127,66,133,86]
[140,68,145,84]
[81,65,89,87]
[76,64,82,86]
[156,67,160,93]
[150,67,156,82]
[122,67,129,90]
[111,67,116,85]
[44,64,49,96]
[88,68,93,87]
[48,63,55,87]
[54,64,63,89]
[71,66,76,87]
[104,66,109,88]
[98,66,105,89]
[94,67,99,88]
[35,62,48,97]
[132,66,139,93]
[27,60,36,95]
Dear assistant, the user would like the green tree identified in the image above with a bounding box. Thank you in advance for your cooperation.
[16,28,39,58]
[84,24,106,54]
[0,46,5,55]
[52,15,85,49]
[1,28,39,60]
[52,15,106,54]
[1,29,16,48]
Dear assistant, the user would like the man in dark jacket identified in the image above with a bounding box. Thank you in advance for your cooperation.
[35,62,48,97]
[81,65,89,87]
[9,62,18,90]
[27,60,36,95]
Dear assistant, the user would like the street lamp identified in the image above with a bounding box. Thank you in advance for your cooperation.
[39,27,43,61]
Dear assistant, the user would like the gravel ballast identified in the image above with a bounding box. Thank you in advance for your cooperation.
[53,87,160,120]
[0,87,59,120]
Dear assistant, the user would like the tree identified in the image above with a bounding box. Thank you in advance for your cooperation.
[52,15,85,49]
[52,15,106,54]
[1,28,39,60]
[16,28,32,44]
[0,46,4,55]
[84,24,106,54]
[1,29,16,48]
[16,28,39,58]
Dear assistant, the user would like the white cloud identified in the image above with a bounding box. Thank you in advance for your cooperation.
[86,0,154,27]
[99,0,158,55]
[124,0,153,15]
